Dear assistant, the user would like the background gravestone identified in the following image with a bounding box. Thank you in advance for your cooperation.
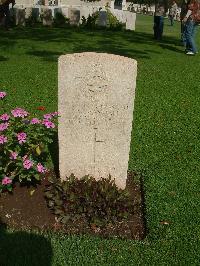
[98,10,107,27]
[125,11,136,30]
[41,8,53,26]
[24,7,32,19]
[68,8,80,26]
[58,52,137,189]
[13,8,26,26]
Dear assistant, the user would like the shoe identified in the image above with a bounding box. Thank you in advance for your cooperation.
[186,51,195,55]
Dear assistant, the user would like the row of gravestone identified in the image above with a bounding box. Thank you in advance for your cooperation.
[9,6,136,30]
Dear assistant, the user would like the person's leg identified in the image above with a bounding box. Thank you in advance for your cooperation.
[158,16,164,40]
[154,16,159,39]
[4,5,10,30]
[169,15,173,26]
[192,23,198,53]
[185,20,197,54]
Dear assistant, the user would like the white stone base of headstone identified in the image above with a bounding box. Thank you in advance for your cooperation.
[58,52,137,190]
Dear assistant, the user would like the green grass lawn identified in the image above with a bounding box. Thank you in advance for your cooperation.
[1,15,200,265]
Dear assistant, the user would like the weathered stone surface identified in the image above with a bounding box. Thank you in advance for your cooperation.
[125,11,136,30]
[58,52,137,189]
[68,8,80,25]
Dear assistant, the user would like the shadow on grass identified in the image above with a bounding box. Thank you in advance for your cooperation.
[27,50,63,62]
[159,43,184,53]
[0,56,8,61]
[0,25,182,62]
[0,221,53,266]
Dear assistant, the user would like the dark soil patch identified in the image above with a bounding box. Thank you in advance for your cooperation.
[0,171,146,240]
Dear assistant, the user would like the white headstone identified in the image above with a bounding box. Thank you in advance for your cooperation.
[68,8,80,25]
[58,52,137,189]
[110,0,114,9]
[111,9,126,23]
[61,7,69,18]
[122,0,127,10]
[125,11,136,31]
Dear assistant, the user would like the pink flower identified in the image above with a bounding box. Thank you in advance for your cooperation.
[37,163,46,173]
[0,122,9,131]
[0,135,7,144]
[17,132,27,144]
[51,111,59,117]
[23,159,33,170]
[10,151,18,160]
[0,113,10,121]
[0,92,6,99]
[43,113,52,119]
[11,108,29,118]
[42,119,55,129]
[22,155,28,161]
[30,118,41,124]
[2,176,12,185]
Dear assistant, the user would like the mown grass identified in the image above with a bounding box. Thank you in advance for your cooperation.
[0,15,200,265]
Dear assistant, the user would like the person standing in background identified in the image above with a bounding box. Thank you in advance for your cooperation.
[154,1,165,40]
[0,0,15,30]
[182,0,200,55]
[180,0,190,46]
[169,0,178,25]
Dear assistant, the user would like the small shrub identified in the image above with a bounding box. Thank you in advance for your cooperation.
[106,9,124,30]
[45,174,134,227]
[81,12,99,29]
[53,12,69,27]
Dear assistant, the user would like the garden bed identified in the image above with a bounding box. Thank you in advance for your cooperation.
[0,171,146,240]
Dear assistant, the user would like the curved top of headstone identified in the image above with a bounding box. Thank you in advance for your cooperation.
[59,52,137,66]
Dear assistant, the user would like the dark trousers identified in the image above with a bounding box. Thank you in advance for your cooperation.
[0,4,10,29]
[154,16,164,40]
